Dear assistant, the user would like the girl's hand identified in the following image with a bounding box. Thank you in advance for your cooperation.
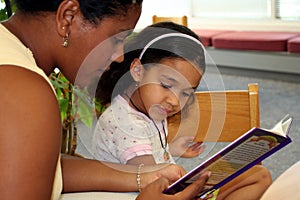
[169,136,205,158]
[136,171,211,200]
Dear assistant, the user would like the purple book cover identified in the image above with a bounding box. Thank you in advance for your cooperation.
[164,116,293,198]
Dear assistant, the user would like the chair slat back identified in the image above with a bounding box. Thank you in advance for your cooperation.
[152,15,188,27]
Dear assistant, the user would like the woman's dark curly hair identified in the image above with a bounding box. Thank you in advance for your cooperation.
[13,0,142,24]
[96,22,206,106]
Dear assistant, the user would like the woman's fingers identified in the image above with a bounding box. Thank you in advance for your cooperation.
[136,177,169,200]
[138,170,211,200]
[175,171,211,200]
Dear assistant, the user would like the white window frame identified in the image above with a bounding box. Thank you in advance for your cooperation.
[274,0,300,20]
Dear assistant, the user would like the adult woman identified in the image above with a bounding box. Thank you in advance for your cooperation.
[0,0,209,199]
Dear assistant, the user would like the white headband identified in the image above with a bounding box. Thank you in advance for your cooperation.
[138,32,204,60]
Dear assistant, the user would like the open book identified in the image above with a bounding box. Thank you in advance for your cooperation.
[163,115,293,198]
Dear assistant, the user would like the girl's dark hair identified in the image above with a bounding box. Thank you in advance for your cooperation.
[97,22,206,105]
[13,0,142,24]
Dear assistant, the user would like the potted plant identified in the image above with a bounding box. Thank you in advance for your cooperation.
[49,71,106,155]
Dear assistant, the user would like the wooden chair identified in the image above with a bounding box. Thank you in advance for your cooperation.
[167,83,260,143]
[152,15,188,27]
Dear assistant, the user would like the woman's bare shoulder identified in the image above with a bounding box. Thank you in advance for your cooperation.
[0,65,62,199]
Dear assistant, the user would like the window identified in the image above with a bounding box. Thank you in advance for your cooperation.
[275,0,300,20]
[191,0,300,21]
[192,0,270,19]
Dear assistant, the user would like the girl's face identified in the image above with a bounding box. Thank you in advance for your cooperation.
[138,58,202,121]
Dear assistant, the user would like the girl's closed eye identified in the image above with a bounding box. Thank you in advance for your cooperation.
[160,81,193,98]
[182,91,192,98]
[160,82,172,89]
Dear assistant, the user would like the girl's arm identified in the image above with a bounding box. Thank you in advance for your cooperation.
[127,155,156,165]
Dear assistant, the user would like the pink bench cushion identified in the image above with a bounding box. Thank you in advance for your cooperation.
[193,29,233,47]
[212,31,300,52]
[288,36,300,53]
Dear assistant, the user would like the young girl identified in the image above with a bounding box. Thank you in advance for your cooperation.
[92,22,206,165]
[92,22,272,200]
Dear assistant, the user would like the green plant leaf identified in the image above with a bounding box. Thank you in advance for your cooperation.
[0,8,7,21]
[94,98,107,115]
[58,98,69,122]
[76,97,95,128]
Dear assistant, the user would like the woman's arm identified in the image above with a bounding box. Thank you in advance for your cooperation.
[0,66,62,200]
[61,154,186,192]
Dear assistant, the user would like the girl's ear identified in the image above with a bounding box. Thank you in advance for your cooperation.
[130,58,144,82]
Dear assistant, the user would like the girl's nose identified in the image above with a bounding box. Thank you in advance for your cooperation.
[166,91,180,108]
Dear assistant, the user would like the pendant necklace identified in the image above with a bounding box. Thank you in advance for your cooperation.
[126,94,170,161]
[150,119,170,161]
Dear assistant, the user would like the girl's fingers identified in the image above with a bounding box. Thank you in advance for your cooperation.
[188,143,205,153]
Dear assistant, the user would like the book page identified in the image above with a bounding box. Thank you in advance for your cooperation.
[269,115,292,136]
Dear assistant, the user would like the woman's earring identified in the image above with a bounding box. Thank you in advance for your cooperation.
[62,33,69,48]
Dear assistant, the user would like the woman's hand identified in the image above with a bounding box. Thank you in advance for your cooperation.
[169,136,205,158]
[136,171,211,200]
[140,164,186,189]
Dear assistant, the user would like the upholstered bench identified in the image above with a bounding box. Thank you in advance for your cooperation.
[192,29,233,47]
[288,36,300,53]
[192,30,300,74]
[211,31,300,52]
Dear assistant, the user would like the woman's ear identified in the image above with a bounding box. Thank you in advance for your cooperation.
[56,0,80,37]
[130,58,144,82]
